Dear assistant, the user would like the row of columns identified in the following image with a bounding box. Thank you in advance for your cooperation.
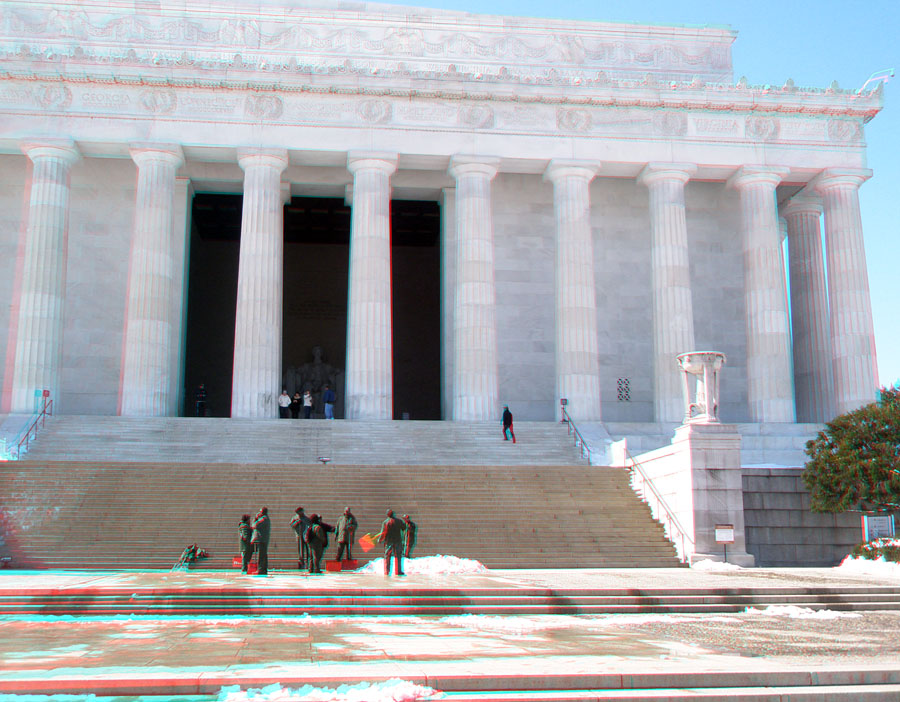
[5,140,878,423]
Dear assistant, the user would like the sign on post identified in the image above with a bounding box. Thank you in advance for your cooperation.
[862,514,895,542]
[715,524,734,563]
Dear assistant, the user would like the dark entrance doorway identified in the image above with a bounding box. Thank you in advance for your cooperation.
[183,194,441,419]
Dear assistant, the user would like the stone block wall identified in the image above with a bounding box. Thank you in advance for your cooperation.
[742,467,862,566]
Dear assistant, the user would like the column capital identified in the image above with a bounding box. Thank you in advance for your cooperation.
[129,143,184,168]
[237,148,289,172]
[448,155,500,180]
[637,162,697,187]
[811,167,873,193]
[726,165,790,190]
[20,138,80,165]
[543,159,600,184]
[347,151,398,175]
[780,191,823,218]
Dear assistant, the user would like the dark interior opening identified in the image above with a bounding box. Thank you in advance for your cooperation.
[183,193,441,419]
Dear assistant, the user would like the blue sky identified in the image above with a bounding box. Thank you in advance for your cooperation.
[401,0,899,388]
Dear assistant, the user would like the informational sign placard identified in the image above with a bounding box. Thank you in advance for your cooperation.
[715,524,735,544]
[862,514,895,541]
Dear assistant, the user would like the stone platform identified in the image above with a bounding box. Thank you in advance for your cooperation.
[2,567,900,700]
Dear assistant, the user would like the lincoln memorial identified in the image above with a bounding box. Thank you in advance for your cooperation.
[0,0,882,426]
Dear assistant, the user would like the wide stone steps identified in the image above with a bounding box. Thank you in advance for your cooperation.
[0,461,681,569]
[3,584,900,617]
[21,416,588,465]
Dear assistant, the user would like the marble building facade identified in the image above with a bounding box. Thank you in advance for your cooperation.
[0,0,883,424]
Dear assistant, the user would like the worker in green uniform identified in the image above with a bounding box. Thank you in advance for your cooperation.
[402,514,417,558]
[289,507,311,569]
[251,507,271,575]
[377,509,405,576]
[335,507,359,561]
[238,514,253,574]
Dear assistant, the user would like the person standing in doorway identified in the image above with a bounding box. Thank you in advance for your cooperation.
[238,514,253,574]
[502,405,516,443]
[377,509,405,576]
[302,389,314,419]
[290,392,302,419]
[251,507,271,575]
[194,383,207,417]
[278,389,291,418]
[323,384,336,420]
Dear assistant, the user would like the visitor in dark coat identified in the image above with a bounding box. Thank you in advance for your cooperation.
[377,509,405,576]
[335,507,358,561]
[502,405,516,443]
[251,507,271,575]
[238,514,253,574]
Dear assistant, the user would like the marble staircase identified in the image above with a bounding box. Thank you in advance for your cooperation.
[0,461,680,570]
[19,416,587,466]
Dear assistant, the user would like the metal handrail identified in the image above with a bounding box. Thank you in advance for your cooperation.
[624,445,694,563]
[10,392,53,460]
[560,406,591,463]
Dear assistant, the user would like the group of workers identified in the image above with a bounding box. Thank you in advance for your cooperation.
[238,506,417,576]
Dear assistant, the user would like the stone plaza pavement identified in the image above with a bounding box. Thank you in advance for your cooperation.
[1,567,900,700]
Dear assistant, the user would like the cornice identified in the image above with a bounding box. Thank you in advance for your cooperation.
[0,68,882,122]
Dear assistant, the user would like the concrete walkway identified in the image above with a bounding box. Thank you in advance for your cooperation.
[1,568,899,699]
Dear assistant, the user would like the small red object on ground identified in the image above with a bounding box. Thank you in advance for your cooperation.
[325,560,342,572]
[358,533,376,552]
[342,559,359,569]
[232,556,241,568]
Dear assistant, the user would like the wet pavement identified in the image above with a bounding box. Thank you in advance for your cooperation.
[0,568,899,697]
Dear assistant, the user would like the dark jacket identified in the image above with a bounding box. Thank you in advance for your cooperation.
[251,513,271,545]
[239,520,252,553]
[502,408,513,427]
[379,516,404,545]
[403,519,417,552]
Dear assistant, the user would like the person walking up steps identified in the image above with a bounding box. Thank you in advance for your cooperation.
[502,405,516,443]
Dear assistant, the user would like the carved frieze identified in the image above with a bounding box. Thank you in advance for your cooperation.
[458,104,494,129]
[557,107,592,132]
[652,111,687,136]
[827,119,863,142]
[140,90,177,114]
[357,99,392,124]
[745,116,779,142]
[244,94,282,119]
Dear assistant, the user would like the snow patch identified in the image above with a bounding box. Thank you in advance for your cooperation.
[838,554,900,579]
[356,555,488,575]
[690,559,743,571]
[436,614,556,634]
[217,679,438,701]
[743,605,862,620]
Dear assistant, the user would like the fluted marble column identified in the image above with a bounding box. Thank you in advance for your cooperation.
[9,140,81,413]
[727,166,795,423]
[638,163,697,423]
[449,155,500,421]
[345,152,397,420]
[782,192,835,422]
[119,144,184,416]
[814,168,878,414]
[545,160,601,421]
[231,149,288,418]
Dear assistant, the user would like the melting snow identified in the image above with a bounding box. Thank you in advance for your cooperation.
[743,605,862,619]
[356,555,488,575]
[690,559,743,571]
[217,679,437,701]
[837,555,900,579]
